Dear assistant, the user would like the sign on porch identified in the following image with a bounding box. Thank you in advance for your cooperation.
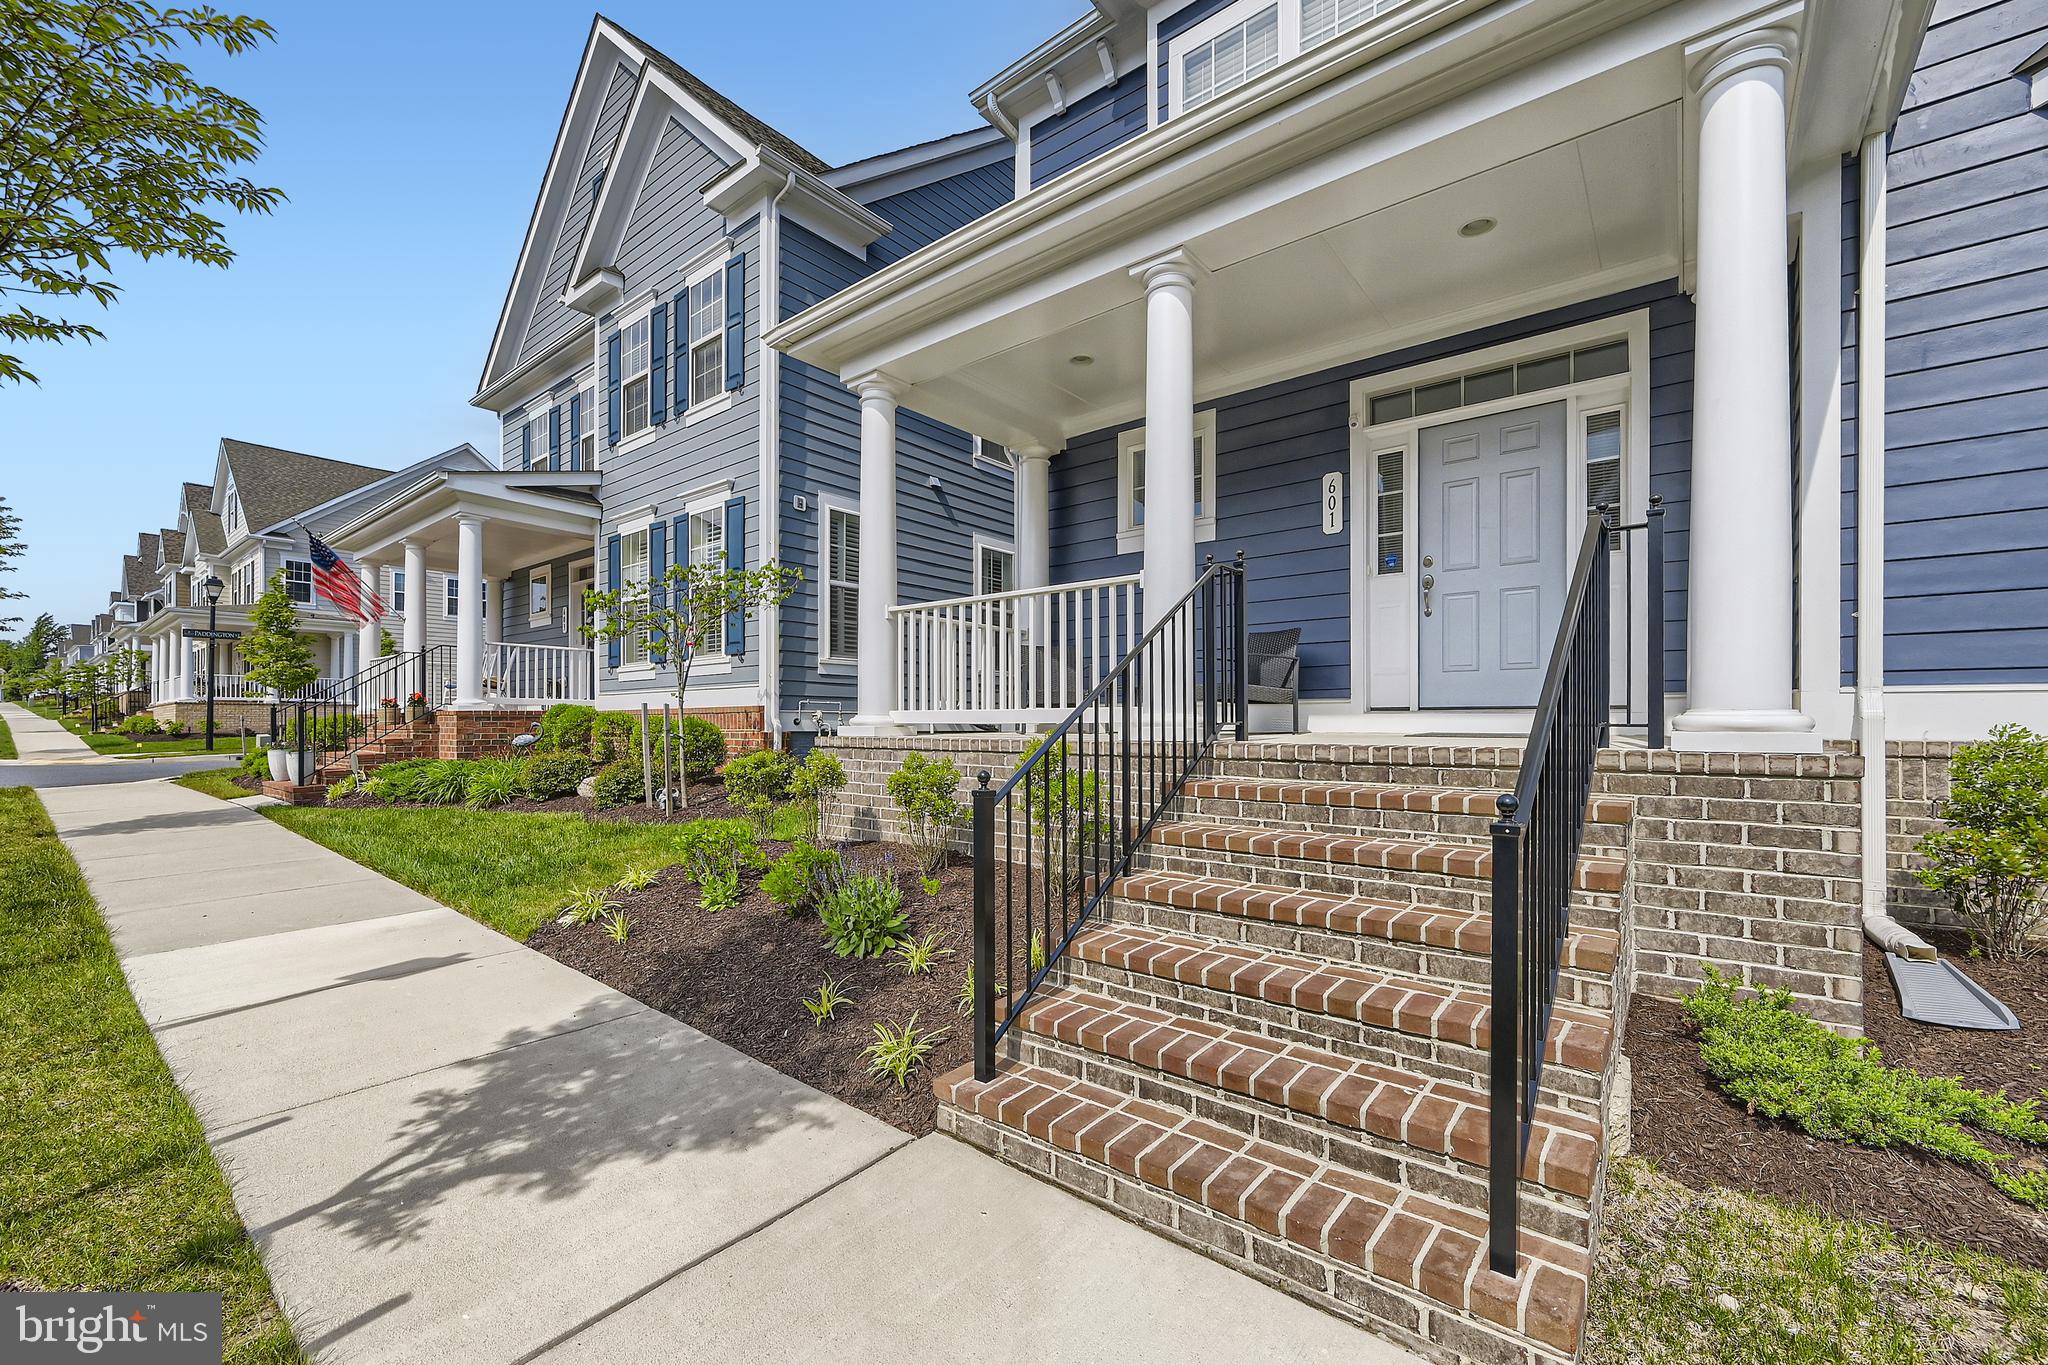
[181,628,242,641]
[1321,471,1343,535]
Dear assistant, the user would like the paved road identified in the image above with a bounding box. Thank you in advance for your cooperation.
[36,775,1408,1365]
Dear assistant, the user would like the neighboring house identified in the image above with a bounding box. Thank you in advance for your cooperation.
[331,16,1018,750]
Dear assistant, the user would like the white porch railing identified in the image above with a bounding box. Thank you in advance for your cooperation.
[890,573,1143,725]
[483,641,594,704]
[194,673,349,701]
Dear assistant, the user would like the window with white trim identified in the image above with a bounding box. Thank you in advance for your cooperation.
[1168,0,1421,116]
[284,559,313,605]
[977,543,1015,596]
[973,436,1013,472]
[620,314,652,440]
[686,263,726,407]
[577,386,597,469]
[1584,408,1625,548]
[391,570,406,613]
[1116,410,1218,553]
[824,507,859,662]
[527,407,554,469]
[617,527,651,667]
[443,574,460,618]
[685,501,729,662]
[529,568,552,625]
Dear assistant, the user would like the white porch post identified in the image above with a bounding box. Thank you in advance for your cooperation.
[1131,251,1201,630]
[402,540,428,656]
[176,632,195,702]
[1671,23,1817,752]
[455,516,485,707]
[849,374,903,735]
[1015,446,1052,592]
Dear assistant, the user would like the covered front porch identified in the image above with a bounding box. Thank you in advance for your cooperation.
[137,603,354,708]
[773,0,1895,752]
[327,469,603,708]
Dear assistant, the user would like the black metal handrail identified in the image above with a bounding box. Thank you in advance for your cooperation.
[287,646,454,782]
[1607,495,1668,748]
[1486,511,1614,1275]
[970,552,1249,1081]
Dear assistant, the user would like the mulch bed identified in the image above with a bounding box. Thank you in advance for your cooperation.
[320,783,746,825]
[1625,939,2048,1267]
[529,842,974,1136]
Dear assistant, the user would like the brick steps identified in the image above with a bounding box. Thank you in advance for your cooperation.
[1060,921,1613,1082]
[1148,822,1626,894]
[1180,779,1633,847]
[938,1060,1587,1360]
[1011,983,1601,1202]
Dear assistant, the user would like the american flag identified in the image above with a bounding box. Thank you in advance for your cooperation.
[309,533,385,624]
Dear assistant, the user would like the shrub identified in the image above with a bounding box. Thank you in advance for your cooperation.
[463,759,525,809]
[865,1013,947,1089]
[819,869,908,959]
[588,711,638,764]
[723,749,791,833]
[523,751,593,801]
[1915,723,2048,959]
[787,750,848,841]
[539,703,598,754]
[365,758,436,804]
[886,752,964,877]
[592,759,644,809]
[326,774,360,802]
[1683,970,2048,1207]
[700,865,741,912]
[278,713,366,751]
[682,715,726,780]
[763,842,843,916]
[161,719,188,737]
[119,713,161,737]
[677,818,766,887]
[416,760,472,807]
[239,747,270,778]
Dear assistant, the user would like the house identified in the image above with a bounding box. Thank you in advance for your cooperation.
[134,440,492,729]
[326,16,1020,752]
[760,0,2046,1360]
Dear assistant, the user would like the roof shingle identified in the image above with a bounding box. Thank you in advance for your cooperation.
[220,439,392,535]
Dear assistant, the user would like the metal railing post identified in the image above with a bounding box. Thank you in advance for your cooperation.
[1232,550,1249,741]
[1645,495,1666,750]
[1487,798,1523,1277]
[1201,556,1219,742]
[972,772,997,1082]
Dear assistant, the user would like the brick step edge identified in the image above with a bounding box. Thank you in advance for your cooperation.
[1066,922,1614,1077]
[1151,823,1626,895]
[1016,984,1600,1200]
[1183,779,1633,826]
[1111,870,1621,977]
[937,1061,1586,1359]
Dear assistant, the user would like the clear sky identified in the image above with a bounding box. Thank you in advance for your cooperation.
[2,0,1076,631]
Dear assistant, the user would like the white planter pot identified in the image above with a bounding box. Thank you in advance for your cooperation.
[267,748,288,782]
[278,751,310,786]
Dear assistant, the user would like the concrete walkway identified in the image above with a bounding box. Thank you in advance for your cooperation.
[1,700,97,760]
[40,776,1414,1365]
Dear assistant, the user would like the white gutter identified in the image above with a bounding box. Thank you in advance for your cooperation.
[758,171,799,745]
[1855,130,1934,962]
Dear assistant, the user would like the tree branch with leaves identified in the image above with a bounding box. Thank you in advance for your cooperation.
[0,1,284,384]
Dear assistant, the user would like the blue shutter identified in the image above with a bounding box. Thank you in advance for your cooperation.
[605,534,622,669]
[724,495,746,657]
[723,255,745,391]
[519,420,531,470]
[548,404,562,470]
[605,330,622,444]
[673,296,690,418]
[568,393,583,471]
[648,520,669,665]
[649,301,669,423]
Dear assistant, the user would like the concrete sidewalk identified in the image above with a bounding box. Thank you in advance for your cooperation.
[1,700,97,760]
[41,777,1414,1365]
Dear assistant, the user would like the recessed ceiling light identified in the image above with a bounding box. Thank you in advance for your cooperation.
[1458,217,1497,238]
[1069,354,1095,366]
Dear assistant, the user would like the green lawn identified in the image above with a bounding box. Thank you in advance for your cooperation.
[264,805,690,940]
[174,768,250,801]
[26,700,247,757]
[0,711,15,760]
[0,788,304,1363]
[1585,1157,2048,1365]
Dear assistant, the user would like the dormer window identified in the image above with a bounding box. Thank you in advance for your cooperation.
[1168,0,1416,117]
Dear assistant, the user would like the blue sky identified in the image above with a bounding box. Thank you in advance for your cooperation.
[2,0,1075,631]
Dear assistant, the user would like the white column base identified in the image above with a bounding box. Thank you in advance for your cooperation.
[841,716,908,737]
[1669,707,1822,753]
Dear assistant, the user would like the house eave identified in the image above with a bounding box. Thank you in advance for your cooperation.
[823,126,1014,204]
[703,148,891,256]
[969,11,1116,112]
[472,323,597,410]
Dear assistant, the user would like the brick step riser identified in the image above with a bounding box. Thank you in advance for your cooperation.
[1048,956,1604,1117]
[1005,1028,1596,1250]
[936,1102,1573,1365]
[1095,894,1618,1012]
[1179,796,1630,851]
[1205,756,1528,788]
[1131,845,1625,930]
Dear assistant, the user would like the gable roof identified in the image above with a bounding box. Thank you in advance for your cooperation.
[217,439,392,536]
[121,554,150,600]
[609,16,826,177]
[159,527,186,566]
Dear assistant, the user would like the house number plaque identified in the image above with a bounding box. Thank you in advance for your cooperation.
[1321,471,1343,535]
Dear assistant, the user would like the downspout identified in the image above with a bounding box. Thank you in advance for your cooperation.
[758,171,799,746]
[1856,131,1935,961]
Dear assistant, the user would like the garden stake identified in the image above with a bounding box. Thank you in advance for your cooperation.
[661,703,674,817]
[639,703,655,812]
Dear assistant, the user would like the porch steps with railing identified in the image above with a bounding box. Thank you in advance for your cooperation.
[937,756,1634,1364]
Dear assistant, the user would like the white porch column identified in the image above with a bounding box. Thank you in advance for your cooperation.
[1130,251,1201,630]
[402,540,428,656]
[454,517,486,706]
[1671,24,1817,752]
[1014,446,1052,592]
[848,375,903,735]
[176,632,195,702]
[356,609,380,711]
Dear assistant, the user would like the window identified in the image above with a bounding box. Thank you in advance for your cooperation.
[1367,341,1629,425]
[577,387,597,469]
[391,570,406,613]
[1585,409,1625,548]
[284,560,313,605]
[825,507,859,662]
[973,436,1013,471]
[686,265,726,407]
[620,314,652,440]
[616,527,651,666]
[1169,0,1421,116]
[528,408,554,469]
[444,575,460,618]
[529,568,552,625]
[232,559,256,605]
[1116,410,1218,553]
[686,503,727,660]
[1374,450,1404,575]
[977,543,1016,596]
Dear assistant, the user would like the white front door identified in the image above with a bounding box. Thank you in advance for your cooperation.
[1417,401,1567,708]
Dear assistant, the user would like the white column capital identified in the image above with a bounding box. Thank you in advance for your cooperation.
[1014,444,1055,468]
[1685,17,1799,98]
[1128,247,1206,296]
[454,512,486,532]
[848,372,903,407]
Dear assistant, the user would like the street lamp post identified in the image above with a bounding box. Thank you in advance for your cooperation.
[202,575,225,752]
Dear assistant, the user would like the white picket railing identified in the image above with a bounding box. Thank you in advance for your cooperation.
[483,641,594,704]
[889,574,1143,725]
[195,673,347,701]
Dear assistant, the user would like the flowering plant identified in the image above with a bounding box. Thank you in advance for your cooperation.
[379,696,398,707]
[407,691,425,704]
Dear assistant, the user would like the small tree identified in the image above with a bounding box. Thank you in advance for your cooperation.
[1916,724,2048,959]
[886,753,965,877]
[243,570,318,698]
[583,556,799,801]
[0,497,24,629]
[109,646,147,697]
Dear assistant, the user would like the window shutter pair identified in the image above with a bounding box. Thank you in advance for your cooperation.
[605,330,622,445]
[605,534,622,669]
[650,301,669,423]
[568,394,584,471]
[724,495,746,656]
[648,521,669,664]
[548,404,563,470]
[723,257,745,391]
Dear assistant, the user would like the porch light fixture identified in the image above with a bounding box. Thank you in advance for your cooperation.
[1069,354,1094,366]
[1458,217,1497,238]
[202,575,224,606]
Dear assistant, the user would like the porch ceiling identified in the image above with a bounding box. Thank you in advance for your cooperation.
[327,471,601,579]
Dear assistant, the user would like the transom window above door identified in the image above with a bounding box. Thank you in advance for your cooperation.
[1168,0,1422,116]
[1116,411,1218,554]
[1366,340,1628,426]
